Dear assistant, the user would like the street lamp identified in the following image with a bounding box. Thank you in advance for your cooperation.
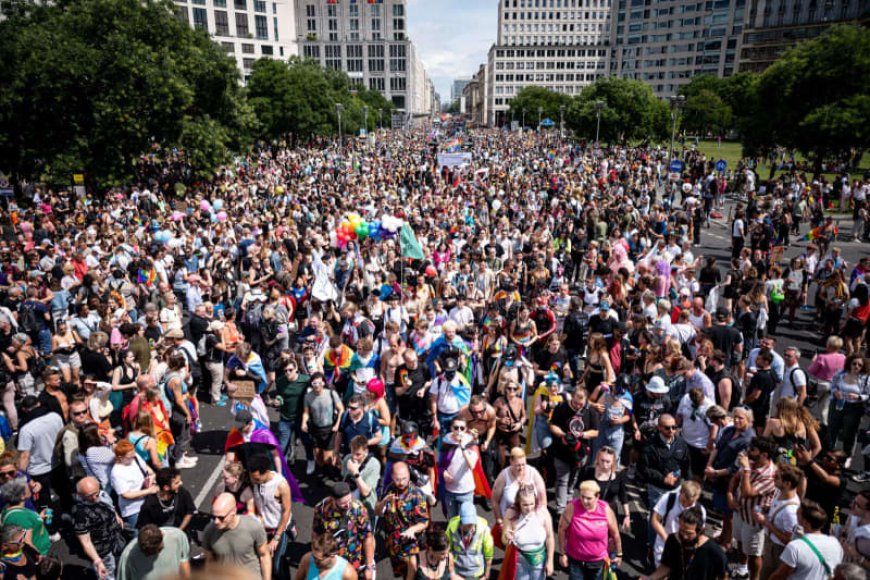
[594,100,605,143]
[559,104,566,139]
[362,105,369,134]
[378,108,383,129]
[668,95,686,163]
[335,103,344,146]
[522,108,526,130]
[537,106,543,130]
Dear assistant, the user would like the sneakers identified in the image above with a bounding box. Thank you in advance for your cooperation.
[177,457,198,469]
[306,460,316,475]
[852,471,870,483]
[213,394,228,407]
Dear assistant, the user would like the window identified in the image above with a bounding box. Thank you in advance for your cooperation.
[192,0,205,5]
[236,12,249,36]
[221,41,234,52]
[214,10,229,35]
[349,4,359,17]
[369,77,385,91]
[371,18,381,32]
[392,4,404,16]
[234,0,245,9]
[175,5,188,24]
[255,15,268,39]
[327,4,336,17]
[261,45,273,55]
[393,18,404,31]
[307,19,316,32]
[303,45,320,58]
[242,43,255,54]
[347,45,363,72]
[254,0,265,11]
[214,0,226,6]
[192,7,208,31]
[243,58,255,70]
[305,4,314,17]
[390,77,406,92]
[325,45,342,70]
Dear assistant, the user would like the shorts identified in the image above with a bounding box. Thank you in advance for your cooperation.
[733,513,765,557]
[711,488,732,514]
[310,426,336,450]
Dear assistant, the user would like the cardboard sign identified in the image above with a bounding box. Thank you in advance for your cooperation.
[231,380,256,401]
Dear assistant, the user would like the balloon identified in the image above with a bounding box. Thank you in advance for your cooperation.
[347,229,358,240]
[356,222,368,240]
[216,211,228,222]
[425,265,437,277]
[199,200,212,212]
[212,199,224,211]
[171,211,184,221]
[275,186,284,195]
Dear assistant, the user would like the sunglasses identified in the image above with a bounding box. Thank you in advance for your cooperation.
[72,410,89,416]
[662,425,678,431]
[348,406,361,411]
[452,425,466,432]
[0,470,16,478]
[212,511,233,522]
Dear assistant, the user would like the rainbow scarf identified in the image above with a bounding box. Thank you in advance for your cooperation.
[324,345,354,382]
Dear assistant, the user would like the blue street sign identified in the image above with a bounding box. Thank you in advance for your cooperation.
[715,159,727,173]
[669,159,685,173]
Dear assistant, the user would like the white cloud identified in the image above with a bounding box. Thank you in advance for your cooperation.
[406,0,498,99]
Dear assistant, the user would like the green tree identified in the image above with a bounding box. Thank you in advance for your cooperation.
[567,77,669,143]
[507,86,572,128]
[0,0,251,185]
[748,24,870,170]
[682,89,733,136]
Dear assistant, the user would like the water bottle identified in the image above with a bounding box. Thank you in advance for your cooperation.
[831,506,842,538]
[835,391,846,411]
[43,509,53,526]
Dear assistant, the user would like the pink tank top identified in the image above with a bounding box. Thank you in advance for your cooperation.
[566,498,609,562]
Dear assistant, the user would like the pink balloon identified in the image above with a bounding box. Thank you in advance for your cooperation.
[216,211,228,222]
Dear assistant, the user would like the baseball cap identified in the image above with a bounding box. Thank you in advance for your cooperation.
[331,482,352,499]
[443,357,459,372]
[234,409,253,427]
[459,502,477,525]
[715,306,730,320]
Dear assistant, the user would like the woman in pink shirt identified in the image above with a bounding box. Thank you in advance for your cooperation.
[558,480,622,580]
[807,335,846,423]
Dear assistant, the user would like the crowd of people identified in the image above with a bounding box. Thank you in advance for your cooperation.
[0,126,868,580]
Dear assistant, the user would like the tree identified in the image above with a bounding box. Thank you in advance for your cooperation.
[0,0,251,186]
[507,86,572,128]
[567,77,669,144]
[247,57,393,142]
[748,24,870,170]
[682,89,733,137]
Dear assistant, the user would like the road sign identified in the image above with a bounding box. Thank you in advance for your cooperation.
[669,159,685,173]
[715,159,727,173]
[0,187,13,198]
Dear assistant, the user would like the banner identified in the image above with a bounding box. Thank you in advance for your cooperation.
[399,222,425,260]
[437,152,472,168]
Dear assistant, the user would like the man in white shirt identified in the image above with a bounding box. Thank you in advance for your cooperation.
[440,417,480,521]
[447,295,475,330]
[755,463,804,578]
[771,501,843,580]
[773,347,807,409]
[650,481,706,566]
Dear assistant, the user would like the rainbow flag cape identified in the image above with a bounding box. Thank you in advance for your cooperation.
[437,439,492,501]
[324,344,354,383]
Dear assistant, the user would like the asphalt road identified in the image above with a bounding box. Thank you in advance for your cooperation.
[49,201,868,580]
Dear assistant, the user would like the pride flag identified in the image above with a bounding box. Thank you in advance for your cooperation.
[137,267,156,288]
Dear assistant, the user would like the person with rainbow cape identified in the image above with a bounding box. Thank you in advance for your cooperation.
[437,416,492,521]
[224,409,305,504]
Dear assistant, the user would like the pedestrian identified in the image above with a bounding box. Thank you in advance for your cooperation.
[203,492,272,580]
[116,524,191,580]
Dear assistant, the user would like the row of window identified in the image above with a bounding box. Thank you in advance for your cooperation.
[220,41,278,56]
[503,9,609,20]
[179,7,271,39]
[504,21,606,32]
[495,69,604,83]
[306,3,402,18]
[504,0,611,8]
[495,59,605,71]
[177,0,269,11]
[495,47,608,57]
[504,35,609,45]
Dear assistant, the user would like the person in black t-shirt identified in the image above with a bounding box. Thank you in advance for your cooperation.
[744,350,777,429]
[136,467,195,531]
[549,387,600,512]
[643,507,727,580]
[705,307,743,370]
[394,350,433,438]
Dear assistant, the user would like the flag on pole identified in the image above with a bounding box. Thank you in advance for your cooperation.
[399,222,425,260]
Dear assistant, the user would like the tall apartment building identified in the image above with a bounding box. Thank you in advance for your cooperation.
[740,0,870,72]
[451,79,472,103]
[485,0,613,126]
[174,0,297,82]
[609,0,745,98]
[293,0,433,115]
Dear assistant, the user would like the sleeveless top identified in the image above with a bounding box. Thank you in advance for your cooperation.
[307,555,349,580]
[566,498,609,563]
[415,556,452,580]
[254,472,288,529]
[688,311,706,329]
[128,432,153,465]
[498,467,537,516]
[512,511,548,553]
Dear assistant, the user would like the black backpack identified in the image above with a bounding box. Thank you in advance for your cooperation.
[19,302,41,335]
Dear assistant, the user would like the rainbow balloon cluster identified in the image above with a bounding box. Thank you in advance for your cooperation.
[333,214,402,248]
[199,198,228,223]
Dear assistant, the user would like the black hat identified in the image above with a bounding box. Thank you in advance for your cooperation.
[715,306,730,320]
[401,421,419,435]
[443,357,459,372]
[331,482,352,498]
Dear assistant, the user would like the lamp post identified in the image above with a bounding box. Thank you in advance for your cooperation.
[336,103,344,146]
[522,108,526,130]
[559,104,566,139]
[668,95,686,163]
[537,106,543,130]
[378,108,383,129]
[594,100,605,144]
[362,105,369,134]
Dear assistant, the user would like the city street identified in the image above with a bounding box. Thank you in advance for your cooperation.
[49,202,868,580]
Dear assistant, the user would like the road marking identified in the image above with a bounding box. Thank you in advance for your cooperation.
[195,456,226,510]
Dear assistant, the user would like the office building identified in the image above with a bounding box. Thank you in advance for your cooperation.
[174,0,297,82]
[463,63,489,126]
[451,78,472,103]
[484,0,613,126]
[293,0,434,115]
[609,0,745,98]
[739,0,870,72]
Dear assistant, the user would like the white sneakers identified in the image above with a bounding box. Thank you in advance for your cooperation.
[306,460,316,475]
[177,455,199,469]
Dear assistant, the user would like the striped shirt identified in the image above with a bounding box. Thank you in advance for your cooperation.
[737,461,778,525]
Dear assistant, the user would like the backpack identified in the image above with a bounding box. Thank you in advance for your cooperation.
[19,302,40,335]
[244,301,264,335]
[650,489,680,527]
[790,367,820,407]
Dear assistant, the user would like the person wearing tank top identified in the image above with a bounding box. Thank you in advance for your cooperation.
[297,539,357,580]
[491,448,548,526]
[558,480,622,580]
[503,486,555,580]
[250,457,294,580]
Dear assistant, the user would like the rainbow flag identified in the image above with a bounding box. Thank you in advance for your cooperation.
[137,267,156,288]
[802,225,839,241]
[444,138,461,153]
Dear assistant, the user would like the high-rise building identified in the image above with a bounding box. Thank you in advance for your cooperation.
[485,0,613,126]
[174,0,297,82]
[293,0,434,115]
[739,0,870,72]
[609,0,745,98]
[451,79,472,103]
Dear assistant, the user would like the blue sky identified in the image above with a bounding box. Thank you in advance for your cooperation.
[407,0,497,100]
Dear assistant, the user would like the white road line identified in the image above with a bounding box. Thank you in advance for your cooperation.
[195,457,226,510]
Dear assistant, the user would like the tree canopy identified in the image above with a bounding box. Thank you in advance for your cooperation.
[507,86,573,128]
[0,0,252,185]
[566,77,669,144]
